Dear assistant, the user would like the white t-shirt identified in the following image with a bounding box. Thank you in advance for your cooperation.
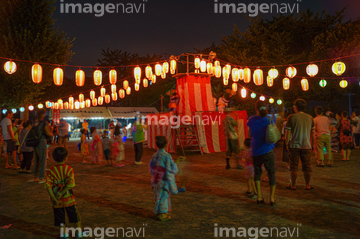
[314,115,330,137]
[1,118,12,140]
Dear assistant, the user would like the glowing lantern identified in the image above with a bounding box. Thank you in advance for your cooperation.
[32,64,43,84]
[214,65,221,78]
[222,66,230,81]
[135,83,140,91]
[277,99,283,105]
[20,107,25,112]
[64,102,69,109]
[80,101,85,109]
[163,62,169,74]
[170,59,177,74]
[152,75,156,84]
[301,78,309,91]
[53,67,64,86]
[90,90,95,100]
[76,69,85,87]
[155,63,162,76]
[4,61,17,74]
[112,92,118,101]
[109,69,117,85]
[207,63,213,74]
[339,79,348,88]
[244,67,251,83]
[214,60,220,67]
[98,96,103,105]
[58,102,64,110]
[143,78,148,88]
[200,60,206,73]
[319,79,327,88]
[232,68,239,82]
[145,65,153,79]
[253,68,263,86]
[194,57,200,69]
[119,89,125,98]
[45,101,50,108]
[135,78,141,84]
[105,94,111,104]
[94,70,102,86]
[69,103,74,110]
[269,98,274,104]
[85,99,91,108]
[239,69,244,80]
[92,98,97,107]
[79,93,84,102]
[268,68,278,79]
[100,87,106,97]
[223,78,229,86]
[54,103,59,110]
[251,93,256,99]
[38,104,43,109]
[111,84,117,93]
[11,109,17,114]
[332,61,346,76]
[69,96,74,106]
[161,71,166,79]
[241,88,247,98]
[134,66,141,82]
[75,101,80,109]
[283,78,290,90]
[267,76,274,87]
[126,87,131,95]
[260,96,265,101]
[286,66,297,78]
[306,64,318,77]
[232,83,237,92]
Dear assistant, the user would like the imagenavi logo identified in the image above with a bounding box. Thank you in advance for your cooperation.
[214,0,301,17]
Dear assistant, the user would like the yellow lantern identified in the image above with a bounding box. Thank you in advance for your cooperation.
[28,105,34,111]
[109,69,117,84]
[93,69,102,86]
[76,69,85,87]
[155,63,162,76]
[69,96,74,106]
[269,98,274,104]
[161,71,166,79]
[136,78,141,84]
[92,98,97,107]
[170,59,177,74]
[244,67,251,83]
[98,96,103,105]
[119,89,125,98]
[267,76,274,87]
[38,104,44,109]
[253,68,263,86]
[283,78,290,90]
[111,84,117,93]
[80,101,85,109]
[214,60,220,67]
[207,62,213,75]
[58,101,64,110]
[53,67,64,86]
[214,65,221,78]
[111,92,118,101]
[134,66,141,82]
[241,88,247,98]
[85,99,91,108]
[339,79,348,88]
[225,64,231,77]
[163,62,169,74]
[232,68,239,82]
[4,60,17,74]
[105,94,111,104]
[152,75,156,84]
[268,68,278,79]
[200,60,206,73]
[126,87,131,95]
[69,102,74,110]
[75,101,80,109]
[145,65,153,79]
[58,99,63,104]
[79,93,84,102]
[286,66,297,78]
[135,83,140,91]
[64,102,69,109]
[232,83,238,92]
[306,63,318,77]
[222,66,230,81]
[143,78,148,88]
[90,90,95,100]
[100,87,106,97]
[301,78,309,91]
[223,78,229,86]
[32,63,43,84]
[194,57,200,69]
[332,61,346,76]
[239,68,244,80]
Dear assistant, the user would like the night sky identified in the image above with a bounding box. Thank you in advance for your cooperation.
[52,0,360,68]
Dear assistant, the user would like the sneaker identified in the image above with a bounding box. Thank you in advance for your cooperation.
[135,161,143,165]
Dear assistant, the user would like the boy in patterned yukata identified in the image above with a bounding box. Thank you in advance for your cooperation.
[149,136,178,221]
[45,147,82,239]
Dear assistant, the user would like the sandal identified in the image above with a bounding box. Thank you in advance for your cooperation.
[286,185,296,190]
[305,186,314,190]
[157,213,171,221]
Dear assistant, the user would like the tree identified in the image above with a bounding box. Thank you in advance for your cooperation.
[0,0,74,109]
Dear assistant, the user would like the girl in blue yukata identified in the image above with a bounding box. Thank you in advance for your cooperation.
[149,136,178,221]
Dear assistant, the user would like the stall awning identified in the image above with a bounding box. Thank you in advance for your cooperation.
[108,107,158,118]
[60,107,112,119]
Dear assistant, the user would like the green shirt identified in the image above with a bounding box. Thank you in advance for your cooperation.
[132,123,147,144]
[286,112,314,149]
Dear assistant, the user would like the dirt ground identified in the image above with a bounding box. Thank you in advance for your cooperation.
[0,138,359,239]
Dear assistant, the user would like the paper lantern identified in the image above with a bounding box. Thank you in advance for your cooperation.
[155,63,162,76]
[152,75,156,84]
[251,93,256,98]
[170,59,177,74]
[37,104,43,109]
[143,78,148,88]
[45,101,50,108]
[286,66,297,78]
[64,102,69,109]
[199,60,206,73]
[301,78,309,91]
[79,94,84,102]
[267,76,274,87]
[145,65,153,79]
[135,83,140,91]
[98,96,103,105]
[241,88,247,98]
[260,96,265,101]
[223,78,229,86]
[94,70,102,86]
[135,78,141,84]
[11,109,17,114]
[69,103,74,110]
[306,64,318,77]
[207,63,213,75]
[111,92,118,101]
[253,68,263,86]
[69,96,74,106]
[214,60,220,67]
[119,89,125,98]
[28,105,34,111]
[105,94,111,104]
[92,98,97,107]
[75,101,80,109]
[222,66,230,81]
[232,68,239,82]
[75,69,85,87]
[244,67,251,83]
[269,98,274,104]
[283,78,290,90]
[85,99,91,108]
[134,66,141,82]
[90,90,95,100]
[54,103,59,110]
[100,87,106,97]
[19,107,25,112]
[32,64,43,84]
[161,71,166,79]
[53,67,64,86]
[268,68,278,79]
[194,57,200,69]
[80,101,85,109]
[319,79,327,88]
[239,69,244,80]
[109,69,117,85]
[339,79,348,88]
[214,65,221,78]
[163,62,169,74]
[126,87,131,95]
[4,61,17,74]
[232,83,238,92]
[332,61,346,76]
[277,99,282,105]
[111,84,117,93]
[58,102,64,110]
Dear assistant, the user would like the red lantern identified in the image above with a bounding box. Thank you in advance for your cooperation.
[69,96,74,106]
[301,78,309,91]
[98,96,104,105]
[244,67,251,83]
[4,60,17,74]
[94,70,102,86]
[119,89,125,99]
[32,63,43,84]
[64,102,69,109]
[85,99,91,108]
[253,68,263,86]
[105,94,111,104]
[109,69,117,84]
[286,66,297,78]
[53,67,64,86]
[92,98,97,107]
[76,69,85,87]
[143,78,148,88]
[90,90,95,100]
[79,94,84,103]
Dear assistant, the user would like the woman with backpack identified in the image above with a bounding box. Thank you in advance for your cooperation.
[19,120,33,173]
[337,111,354,161]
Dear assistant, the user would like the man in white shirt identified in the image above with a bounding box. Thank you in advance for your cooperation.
[1,110,18,169]
[314,106,332,167]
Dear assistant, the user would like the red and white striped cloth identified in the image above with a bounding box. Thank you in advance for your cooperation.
[147,112,176,153]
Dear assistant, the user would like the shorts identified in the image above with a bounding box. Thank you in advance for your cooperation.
[5,139,16,152]
[289,148,312,172]
[53,205,81,226]
[104,149,110,160]
[226,139,240,157]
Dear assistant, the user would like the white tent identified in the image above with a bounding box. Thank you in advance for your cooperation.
[60,107,112,119]
[108,107,158,118]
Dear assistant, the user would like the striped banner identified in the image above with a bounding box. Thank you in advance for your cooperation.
[147,112,176,153]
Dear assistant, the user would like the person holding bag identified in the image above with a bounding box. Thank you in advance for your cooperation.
[19,120,33,174]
